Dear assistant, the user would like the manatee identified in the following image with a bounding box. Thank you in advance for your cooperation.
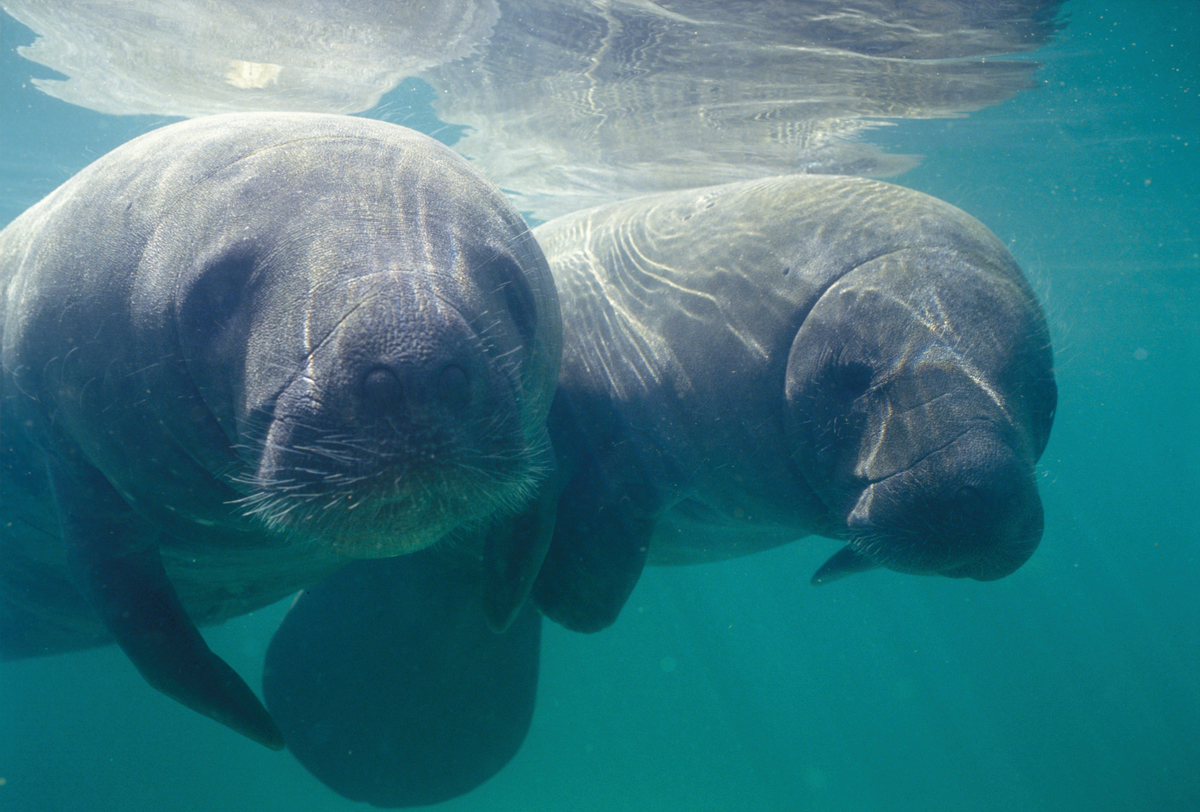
[531,174,1056,631]
[0,111,560,761]
[264,173,1056,807]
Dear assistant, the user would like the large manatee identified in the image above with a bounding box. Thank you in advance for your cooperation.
[532,174,1056,631]
[0,112,560,756]
[266,173,1056,806]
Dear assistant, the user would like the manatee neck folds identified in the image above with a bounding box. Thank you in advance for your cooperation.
[788,246,1055,584]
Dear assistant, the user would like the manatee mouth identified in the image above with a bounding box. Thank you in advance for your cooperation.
[811,517,1038,585]
[234,427,545,557]
[232,382,546,557]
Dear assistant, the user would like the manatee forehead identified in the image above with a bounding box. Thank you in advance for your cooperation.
[89,114,529,267]
[129,113,557,416]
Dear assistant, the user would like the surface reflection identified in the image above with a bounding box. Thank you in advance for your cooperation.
[6,0,1063,217]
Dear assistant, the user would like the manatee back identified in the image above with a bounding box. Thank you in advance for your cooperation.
[538,175,1027,347]
[536,174,1031,426]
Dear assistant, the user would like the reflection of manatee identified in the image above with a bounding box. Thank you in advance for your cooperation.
[426,0,1066,218]
[4,0,498,116]
[7,1,1065,221]
[0,113,559,752]
[265,175,1056,806]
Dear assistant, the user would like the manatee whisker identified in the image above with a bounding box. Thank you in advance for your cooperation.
[232,426,544,541]
[490,345,525,365]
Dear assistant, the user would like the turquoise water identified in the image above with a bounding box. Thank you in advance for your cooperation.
[2,2,1198,811]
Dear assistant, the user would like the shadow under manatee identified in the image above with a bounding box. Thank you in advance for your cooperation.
[263,546,542,808]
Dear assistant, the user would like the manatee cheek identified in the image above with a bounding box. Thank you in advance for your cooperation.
[250,386,321,492]
[783,339,877,516]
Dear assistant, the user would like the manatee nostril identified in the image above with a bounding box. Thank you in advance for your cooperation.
[361,366,405,410]
[436,363,471,410]
[359,363,471,413]
[955,484,981,500]
[953,484,987,523]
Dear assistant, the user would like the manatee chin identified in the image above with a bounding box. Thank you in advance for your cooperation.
[236,458,542,559]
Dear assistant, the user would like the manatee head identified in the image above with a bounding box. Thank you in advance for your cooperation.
[785,246,1055,583]
[140,117,559,557]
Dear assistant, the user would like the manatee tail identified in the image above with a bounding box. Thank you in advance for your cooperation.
[263,547,541,807]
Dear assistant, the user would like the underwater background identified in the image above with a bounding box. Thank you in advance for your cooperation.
[1,1,1197,810]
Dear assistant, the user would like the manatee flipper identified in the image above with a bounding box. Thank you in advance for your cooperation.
[47,453,284,749]
[531,452,654,633]
[481,467,561,632]
[811,544,880,585]
[263,547,541,808]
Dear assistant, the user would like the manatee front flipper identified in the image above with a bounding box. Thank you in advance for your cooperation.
[531,453,655,633]
[263,546,541,808]
[811,544,880,585]
[481,463,561,632]
[47,452,283,749]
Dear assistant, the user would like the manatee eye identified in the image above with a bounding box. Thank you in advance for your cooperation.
[833,360,873,401]
[484,257,538,347]
[197,256,249,315]
[803,353,872,470]
[180,251,256,350]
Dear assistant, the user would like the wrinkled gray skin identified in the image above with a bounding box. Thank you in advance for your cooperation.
[0,113,560,748]
[531,175,1056,632]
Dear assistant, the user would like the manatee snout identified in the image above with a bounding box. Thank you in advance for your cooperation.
[818,428,1043,583]
[336,305,509,432]
[240,292,536,556]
